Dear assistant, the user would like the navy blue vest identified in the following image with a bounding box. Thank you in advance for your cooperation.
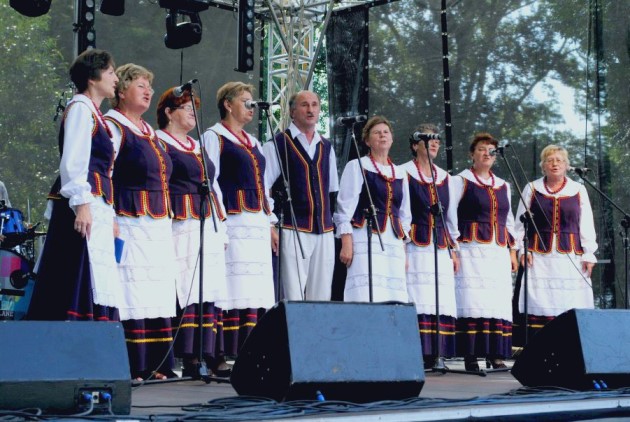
[408,172,452,248]
[108,117,172,218]
[457,178,514,247]
[49,102,114,204]
[270,131,334,234]
[217,135,270,215]
[164,141,224,221]
[527,189,583,255]
[351,170,405,239]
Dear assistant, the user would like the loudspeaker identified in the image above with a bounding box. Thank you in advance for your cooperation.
[512,309,630,390]
[231,301,424,402]
[0,321,131,414]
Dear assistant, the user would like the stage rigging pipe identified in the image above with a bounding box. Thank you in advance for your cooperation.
[440,0,453,173]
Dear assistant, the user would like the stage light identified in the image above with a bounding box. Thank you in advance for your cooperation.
[235,0,255,72]
[164,10,203,50]
[10,0,52,17]
[100,0,124,16]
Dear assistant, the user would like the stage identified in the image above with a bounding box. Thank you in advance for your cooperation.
[128,359,630,421]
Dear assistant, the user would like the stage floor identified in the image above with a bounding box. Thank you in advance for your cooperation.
[129,359,630,421]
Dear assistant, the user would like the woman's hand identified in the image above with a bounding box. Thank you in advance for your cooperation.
[519,251,533,268]
[74,204,92,239]
[510,249,519,272]
[270,226,279,256]
[582,261,595,278]
[339,234,353,267]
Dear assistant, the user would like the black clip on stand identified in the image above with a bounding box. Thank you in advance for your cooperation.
[571,167,630,309]
[416,139,482,376]
[493,145,546,357]
[347,122,384,303]
[189,85,229,384]
[260,105,306,301]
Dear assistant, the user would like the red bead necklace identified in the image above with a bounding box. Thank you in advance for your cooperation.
[470,166,495,188]
[415,160,437,184]
[162,130,195,152]
[221,122,252,149]
[369,154,396,182]
[115,108,151,136]
[543,176,567,194]
[89,98,113,138]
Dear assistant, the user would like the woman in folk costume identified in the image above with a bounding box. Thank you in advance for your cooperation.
[105,64,177,381]
[514,144,597,337]
[448,132,518,371]
[29,49,123,322]
[156,87,231,377]
[400,123,459,368]
[200,82,275,356]
[334,115,411,303]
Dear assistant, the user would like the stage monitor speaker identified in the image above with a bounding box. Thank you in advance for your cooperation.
[512,309,630,390]
[231,300,424,402]
[0,321,131,414]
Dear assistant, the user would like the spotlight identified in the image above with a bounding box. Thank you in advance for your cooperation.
[100,0,124,16]
[164,10,203,49]
[10,0,52,17]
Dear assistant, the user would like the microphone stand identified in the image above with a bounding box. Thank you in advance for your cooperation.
[189,87,228,384]
[417,140,482,376]
[571,168,630,309]
[493,146,546,352]
[347,122,384,303]
[260,106,306,301]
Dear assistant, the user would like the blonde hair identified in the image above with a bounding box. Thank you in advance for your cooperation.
[216,81,254,119]
[539,144,570,174]
[110,63,154,109]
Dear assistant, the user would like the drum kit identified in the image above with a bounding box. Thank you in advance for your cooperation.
[0,202,45,320]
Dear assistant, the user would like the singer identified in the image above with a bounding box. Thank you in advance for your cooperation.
[334,116,411,302]
[400,123,459,368]
[28,50,123,323]
[156,87,232,378]
[514,145,597,337]
[201,82,275,355]
[450,132,518,371]
[105,64,178,381]
[263,90,339,301]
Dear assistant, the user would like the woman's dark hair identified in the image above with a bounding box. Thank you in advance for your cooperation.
[156,87,201,129]
[69,49,114,93]
[469,132,498,153]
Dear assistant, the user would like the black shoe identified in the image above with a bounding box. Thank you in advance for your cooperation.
[464,356,480,372]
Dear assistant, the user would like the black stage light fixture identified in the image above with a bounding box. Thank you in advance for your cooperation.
[10,0,52,17]
[164,10,203,50]
[235,0,255,72]
[100,0,124,16]
[159,0,210,13]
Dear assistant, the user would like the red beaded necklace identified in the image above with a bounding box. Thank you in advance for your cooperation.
[115,108,151,136]
[369,154,396,182]
[415,160,437,184]
[162,130,195,152]
[88,98,113,138]
[470,166,495,188]
[221,122,252,149]
[543,176,567,195]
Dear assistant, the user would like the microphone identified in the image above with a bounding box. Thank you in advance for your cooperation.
[336,115,367,126]
[410,132,440,142]
[173,78,198,97]
[245,100,278,110]
[489,146,505,156]
[569,166,590,176]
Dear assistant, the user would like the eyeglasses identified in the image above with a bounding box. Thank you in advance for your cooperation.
[173,105,195,112]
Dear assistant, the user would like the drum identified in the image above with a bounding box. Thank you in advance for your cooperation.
[0,208,27,248]
[0,249,36,320]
